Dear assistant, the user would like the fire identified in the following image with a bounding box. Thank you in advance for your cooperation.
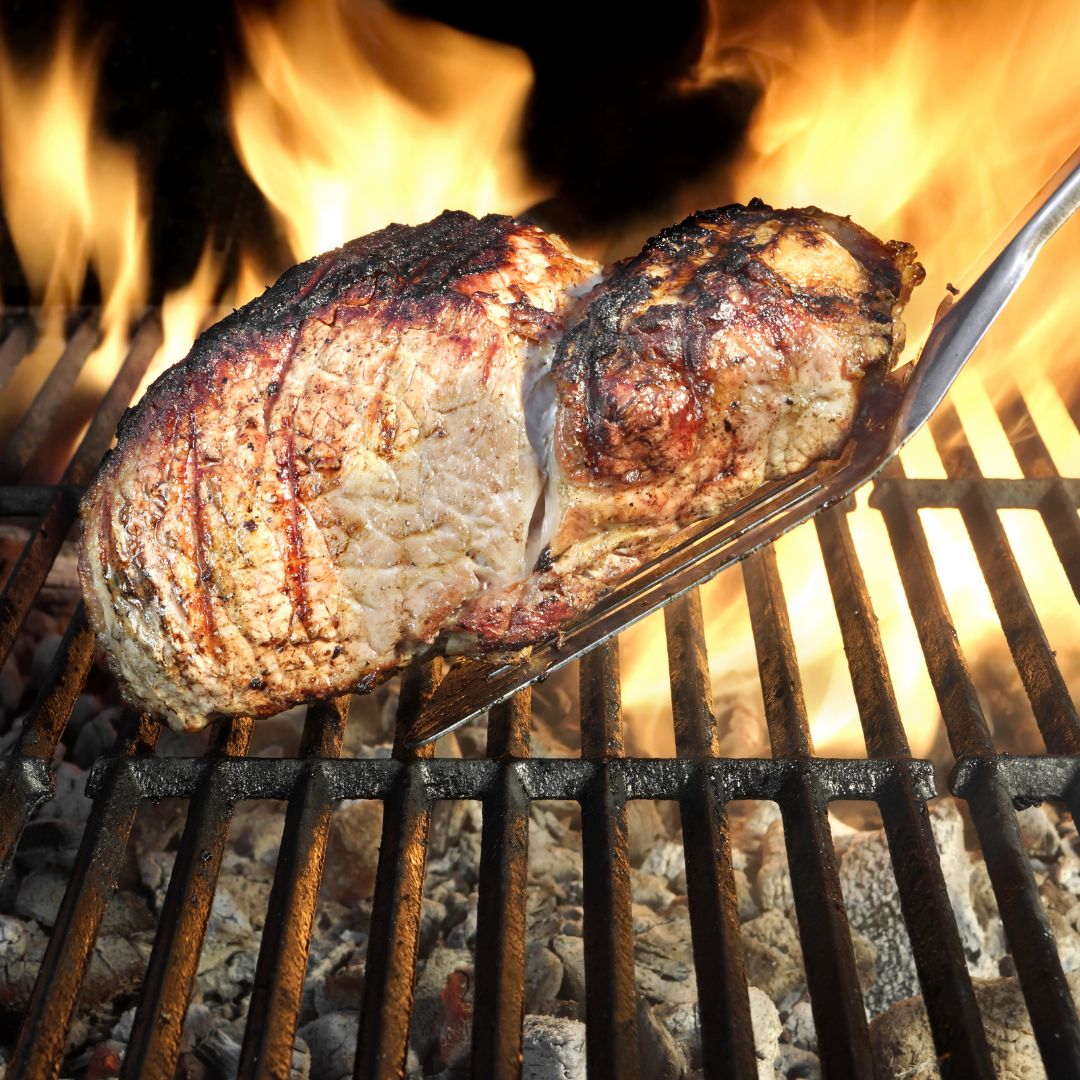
[0,21,145,461]
[1,2,1078,761]
[623,0,1080,758]
[227,0,544,263]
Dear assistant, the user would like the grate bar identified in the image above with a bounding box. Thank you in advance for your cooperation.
[0,316,100,483]
[8,714,159,1080]
[871,474,1080,508]
[63,315,162,486]
[875,457,1080,1072]
[951,754,1080,804]
[579,641,641,1079]
[0,604,94,872]
[121,715,254,1080]
[0,316,36,399]
[85,753,936,804]
[0,483,82,516]
[872,459,994,761]
[0,316,160,671]
[355,664,438,1080]
[664,592,758,1079]
[816,506,995,1077]
[997,384,1080,602]
[743,547,877,1077]
[471,691,532,1080]
[931,401,1080,754]
[238,697,349,1080]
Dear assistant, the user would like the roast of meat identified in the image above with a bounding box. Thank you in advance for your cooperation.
[79,203,923,729]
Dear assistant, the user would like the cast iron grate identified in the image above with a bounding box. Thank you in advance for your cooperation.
[0,306,1078,1079]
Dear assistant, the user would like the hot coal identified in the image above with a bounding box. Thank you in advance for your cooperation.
[2,602,1080,1078]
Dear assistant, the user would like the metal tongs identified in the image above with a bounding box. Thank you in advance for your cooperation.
[407,145,1080,747]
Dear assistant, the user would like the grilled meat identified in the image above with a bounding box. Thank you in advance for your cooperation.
[79,203,922,729]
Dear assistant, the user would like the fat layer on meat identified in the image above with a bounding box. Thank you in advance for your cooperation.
[79,203,922,729]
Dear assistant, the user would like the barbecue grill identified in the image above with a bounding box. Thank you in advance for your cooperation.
[0,304,1078,1080]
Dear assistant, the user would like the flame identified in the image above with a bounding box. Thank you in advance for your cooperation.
[2,1,1078,761]
[0,20,146,468]
[624,0,1080,759]
[228,0,544,263]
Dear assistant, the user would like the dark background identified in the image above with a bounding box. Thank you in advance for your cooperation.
[0,0,763,304]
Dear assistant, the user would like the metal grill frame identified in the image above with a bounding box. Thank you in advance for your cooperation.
[0,309,1079,1079]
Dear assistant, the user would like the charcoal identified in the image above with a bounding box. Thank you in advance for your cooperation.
[556,903,583,937]
[303,941,356,1022]
[70,712,118,769]
[1039,878,1080,972]
[773,1042,822,1079]
[630,868,677,911]
[636,996,687,1080]
[871,969,1080,1078]
[522,1015,586,1080]
[297,1011,359,1080]
[740,912,805,1015]
[625,801,668,867]
[524,943,564,1013]
[640,839,686,884]
[929,802,998,978]
[312,951,365,1017]
[747,986,782,1080]
[658,1002,701,1070]
[192,1027,241,1077]
[13,865,68,927]
[756,819,793,913]
[734,868,761,921]
[1017,805,1063,862]
[634,912,697,1006]
[321,800,384,904]
[84,1039,125,1079]
[409,947,473,1067]
[11,817,82,874]
[0,914,48,1013]
[781,1000,816,1051]
[551,934,586,1004]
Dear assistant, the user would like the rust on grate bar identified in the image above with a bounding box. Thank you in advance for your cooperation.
[665,591,758,1079]
[579,641,641,1079]
[8,712,159,1080]
[816,505,995,1077]
[121,715,254,1080]
[1,298,1080,1080]
[238,696,349,1080]
[355,663,439,1080]
[743,546,877,1077]
[873,454,1080,1073]
[471,690,532,1079]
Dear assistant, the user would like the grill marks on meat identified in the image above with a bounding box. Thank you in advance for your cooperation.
[81,212,598,727]
[80,203,922,729]
[455,201,923,646]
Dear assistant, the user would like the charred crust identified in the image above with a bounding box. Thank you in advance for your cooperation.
[105,211,561,464]
[553,201,922,485]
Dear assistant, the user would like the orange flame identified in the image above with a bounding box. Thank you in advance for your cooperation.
[2,2,1078,760]
[622,0,1080,758]
[227,0,545,262]
[0,20,145,460]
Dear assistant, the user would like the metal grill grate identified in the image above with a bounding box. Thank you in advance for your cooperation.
[0,308,1079,1079]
